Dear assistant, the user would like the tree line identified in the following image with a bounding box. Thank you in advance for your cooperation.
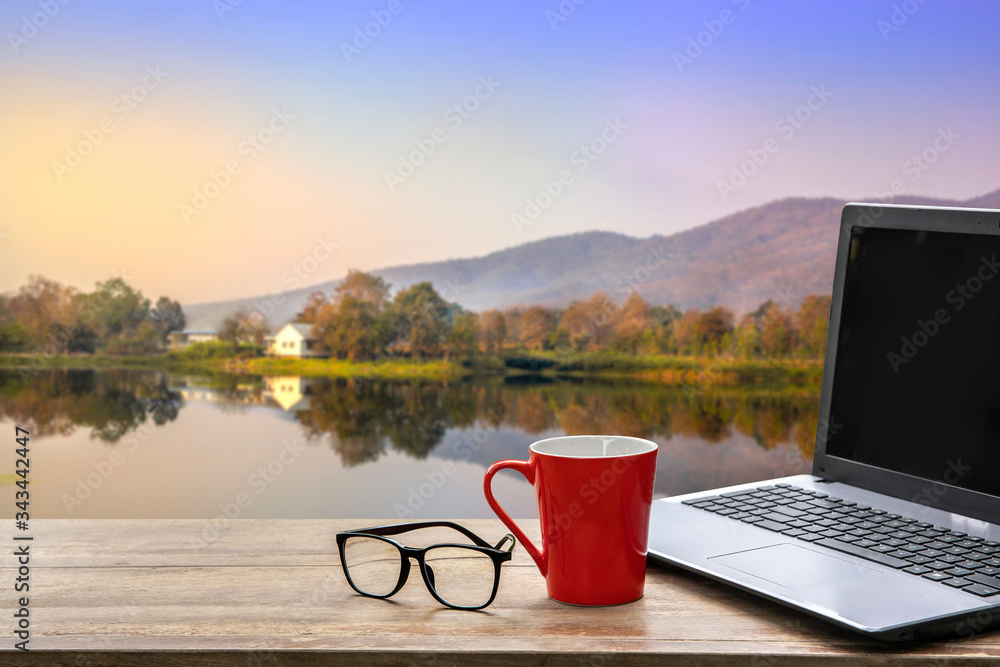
[295,270,832,361]
[0,271,832,360]
[0,275,185,354]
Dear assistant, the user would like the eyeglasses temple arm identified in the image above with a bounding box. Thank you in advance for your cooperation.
[494,534,516,553]
[341,521,494,549]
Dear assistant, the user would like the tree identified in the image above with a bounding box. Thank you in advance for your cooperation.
[151,297,185,338]
[673,309,702,355]
[758,302,795,357]
[7,275,79,351]
[296,291,329,324]
[447,311,479,359]
[519,306,556,351]
[312,270,393,360]
[219,307,270,345]
[87,277,150,338]
[613,293,654,354]
[558,292,616,351]
[697,306,735,350]
[336,270,390,305]
[735,313,759,359]
[650,304,682,354]
[795,294,832,357]
[388,282,450,357]
[479,310,507,355]
[0,323,31,352]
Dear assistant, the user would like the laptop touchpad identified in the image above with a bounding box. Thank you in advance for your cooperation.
[708,543,882,590]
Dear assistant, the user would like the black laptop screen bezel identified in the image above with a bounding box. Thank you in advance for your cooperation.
[812,202,1000,524]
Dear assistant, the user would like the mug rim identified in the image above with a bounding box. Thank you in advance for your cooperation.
[528,434,658,459]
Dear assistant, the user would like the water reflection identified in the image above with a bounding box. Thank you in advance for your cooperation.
[0,370,819,516]
[173,374,819,467]
[0,370,819,462]
[0,369,182,442]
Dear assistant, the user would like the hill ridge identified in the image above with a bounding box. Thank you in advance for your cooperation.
[183,188,1000,329]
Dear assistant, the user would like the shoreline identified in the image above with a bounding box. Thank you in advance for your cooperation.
[0,352,824,385]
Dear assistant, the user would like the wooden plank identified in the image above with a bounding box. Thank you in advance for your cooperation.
[0,519,998,665]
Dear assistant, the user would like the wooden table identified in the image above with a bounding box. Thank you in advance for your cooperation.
[2,519,999,665]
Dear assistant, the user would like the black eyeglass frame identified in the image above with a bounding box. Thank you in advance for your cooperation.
[336,521,515,611]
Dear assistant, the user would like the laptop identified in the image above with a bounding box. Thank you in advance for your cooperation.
[648,202,1000,641]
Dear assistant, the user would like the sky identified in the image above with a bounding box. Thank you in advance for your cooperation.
[1,0,998,304]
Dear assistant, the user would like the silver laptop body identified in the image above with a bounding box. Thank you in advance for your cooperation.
[648,203,1000,641]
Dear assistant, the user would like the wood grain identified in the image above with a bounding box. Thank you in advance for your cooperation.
[1,519,998,666]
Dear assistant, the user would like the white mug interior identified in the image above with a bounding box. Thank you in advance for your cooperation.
[529,435,657,458]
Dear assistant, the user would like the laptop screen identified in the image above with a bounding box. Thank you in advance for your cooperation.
[825,225,1000,498]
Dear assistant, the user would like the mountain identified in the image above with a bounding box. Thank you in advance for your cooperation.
[183,189,1000,329]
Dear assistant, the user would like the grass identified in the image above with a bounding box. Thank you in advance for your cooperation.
[0,347,825,385]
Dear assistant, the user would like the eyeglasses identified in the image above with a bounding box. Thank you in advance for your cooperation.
[336,521,515,610]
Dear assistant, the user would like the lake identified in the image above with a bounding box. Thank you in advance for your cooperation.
[0,369,815,523]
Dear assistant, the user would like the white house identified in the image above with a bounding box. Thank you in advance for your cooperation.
[266,323,327,358]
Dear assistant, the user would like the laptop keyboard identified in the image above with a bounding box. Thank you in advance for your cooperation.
[683,483,1000,597]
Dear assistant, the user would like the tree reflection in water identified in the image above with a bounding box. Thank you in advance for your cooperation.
[0,369,182,442]
[288,376,819,468]
[0,371,818,468]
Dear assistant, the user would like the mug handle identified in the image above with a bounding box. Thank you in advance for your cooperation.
[483,458,546,576]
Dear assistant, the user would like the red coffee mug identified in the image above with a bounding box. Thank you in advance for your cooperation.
[483,435,658,606]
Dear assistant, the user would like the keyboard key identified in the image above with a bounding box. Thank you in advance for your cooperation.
[907,555,934,565]
[799,533,825,542]
[809,499,843,510]
[781,528,807,537]
[871,544,897,553]
[977,566,1000,576]
[945,567,974,577]
[820,530,845,538]
[968,573,1000,589]
[853,539,879,549]
[762,513,794,524]
[939,555,965,564]
[963,584,1000,597]
[943,578,973,588]
[927,561,955,571]
[903,565,932,575]
[923,572,952,582]
[956,540,981,549]
[752,519,790,532]
[815,538,910,568]
[943,546,971,556]
[957,561,986,570]
[920,549,945,558]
